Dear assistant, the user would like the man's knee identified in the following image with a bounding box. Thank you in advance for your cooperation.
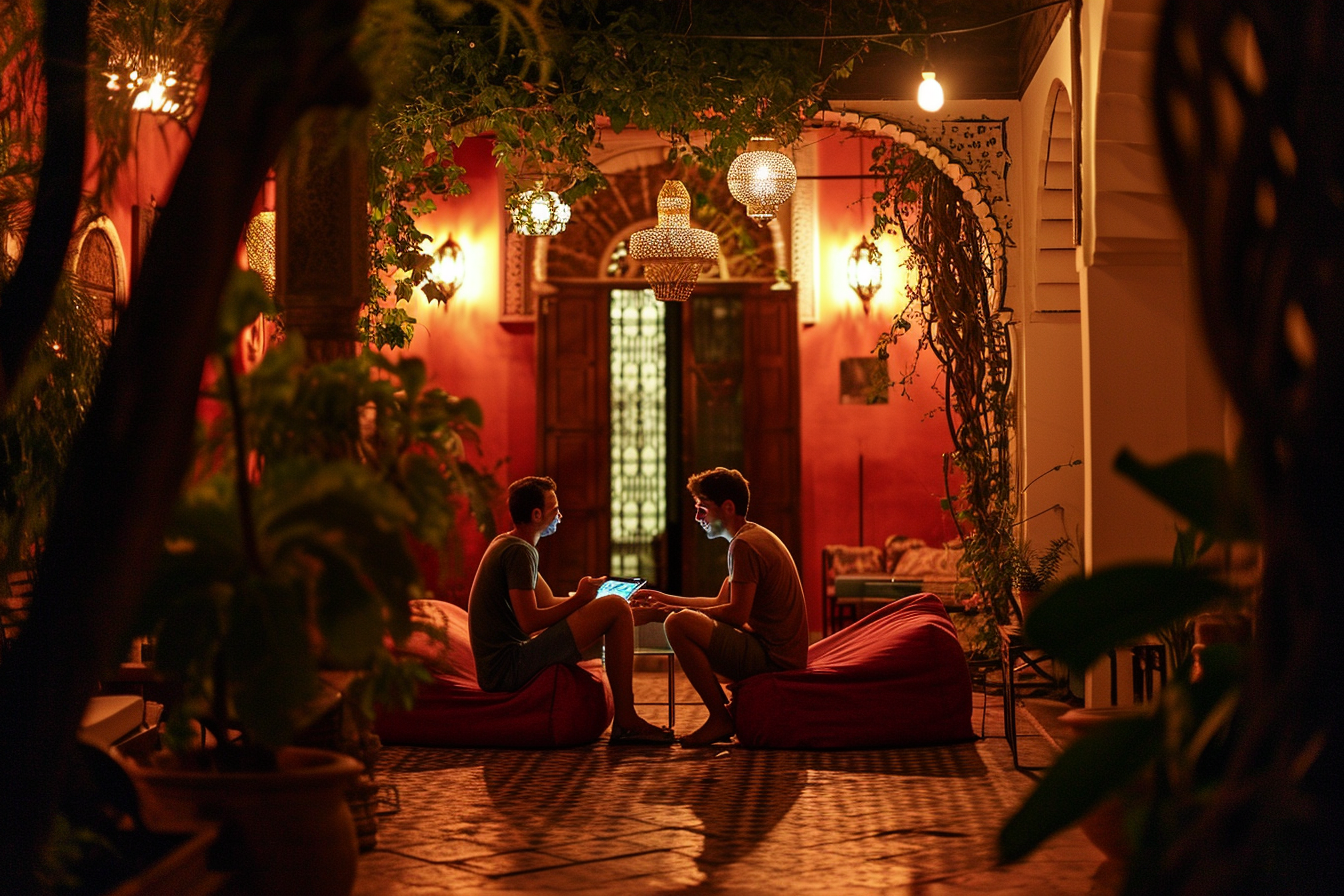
[592,594,632,623]
[665,609,712,646]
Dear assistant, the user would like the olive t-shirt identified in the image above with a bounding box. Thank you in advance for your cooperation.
[727,522,809,670]
[467,534,539,690]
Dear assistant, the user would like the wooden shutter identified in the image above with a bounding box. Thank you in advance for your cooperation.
[742,283,802,564]
[536,287,610,594]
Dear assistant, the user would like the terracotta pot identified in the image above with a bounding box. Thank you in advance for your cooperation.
[1058,708,1146,862]
[120,746,363,896]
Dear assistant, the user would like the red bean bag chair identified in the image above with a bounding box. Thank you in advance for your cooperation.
[730,592,974,749]
[375,600,614,748]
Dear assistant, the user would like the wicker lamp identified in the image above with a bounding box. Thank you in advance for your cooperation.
[628,181,720,302]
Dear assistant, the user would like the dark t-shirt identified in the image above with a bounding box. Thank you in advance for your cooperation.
[467,534,539,690]
[727,522,809,670]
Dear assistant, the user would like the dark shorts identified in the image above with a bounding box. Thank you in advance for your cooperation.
[482,618,582,693]
[707,622,776,682]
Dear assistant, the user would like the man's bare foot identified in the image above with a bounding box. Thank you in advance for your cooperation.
[679,715,735,747]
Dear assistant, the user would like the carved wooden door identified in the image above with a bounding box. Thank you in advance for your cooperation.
[536,287,610,594]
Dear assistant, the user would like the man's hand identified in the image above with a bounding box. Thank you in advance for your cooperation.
[631,588,671,607]
[575,575,606,604]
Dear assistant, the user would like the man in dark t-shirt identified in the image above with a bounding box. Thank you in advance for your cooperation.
[632,467,808,746]
[467,476,672,745]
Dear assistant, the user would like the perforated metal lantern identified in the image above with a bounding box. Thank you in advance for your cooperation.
[104,58,199,124]
[424,235,466,304]
[627,181,720,302]
[846,236,883,314]
[507,183,572,236]
[727,139,797,223]
[244,211,276,296]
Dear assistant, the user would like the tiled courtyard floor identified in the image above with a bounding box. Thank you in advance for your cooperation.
[353,668,1120,895]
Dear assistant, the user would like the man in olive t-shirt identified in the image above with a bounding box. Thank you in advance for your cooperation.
[632,467,808,747]
[467,476,673,744]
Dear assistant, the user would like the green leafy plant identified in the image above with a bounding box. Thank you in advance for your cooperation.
[356,2,925,346]
[868,132,1016,647]
[999,448,1259,888]
[0,278,103,598]
[1008,536,1073,596]
[132,272,498,765]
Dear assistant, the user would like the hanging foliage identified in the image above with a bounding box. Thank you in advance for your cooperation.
[868,123,1016,648]
[356,0,927,346]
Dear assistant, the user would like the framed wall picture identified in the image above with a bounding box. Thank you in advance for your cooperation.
[839,356,889,405]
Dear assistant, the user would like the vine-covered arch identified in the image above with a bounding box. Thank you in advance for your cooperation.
[816,110,1018,637]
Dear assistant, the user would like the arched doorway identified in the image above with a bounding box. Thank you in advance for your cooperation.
[534,164,799,598]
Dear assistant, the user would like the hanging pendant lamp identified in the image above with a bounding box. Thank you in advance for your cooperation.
[507,182,571,236]
[727,137,797,224]
[628,181,720,302]
[245,211,276,296]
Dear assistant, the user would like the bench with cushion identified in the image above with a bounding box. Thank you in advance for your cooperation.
[374,600,614,748]
[730,592,974,749]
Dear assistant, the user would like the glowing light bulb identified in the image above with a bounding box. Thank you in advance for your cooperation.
[530,196,552,225]
[917,71,944,112]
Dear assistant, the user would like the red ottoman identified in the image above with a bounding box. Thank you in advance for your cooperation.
[375,601,614,748]
[730,592,974,749]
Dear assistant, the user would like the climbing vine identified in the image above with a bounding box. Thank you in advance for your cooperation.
[356,1,928,346]
[867,120,1016,647]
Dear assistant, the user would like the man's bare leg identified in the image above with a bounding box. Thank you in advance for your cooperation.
[568,595,665,735]
[663,610,735,746]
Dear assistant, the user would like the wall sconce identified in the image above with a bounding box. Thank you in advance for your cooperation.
[847,236,883,315]
[423,235,466,304]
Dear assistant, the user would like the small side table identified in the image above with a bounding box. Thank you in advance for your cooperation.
[633,644,678,728]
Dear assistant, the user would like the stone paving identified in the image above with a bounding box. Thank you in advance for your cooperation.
[353,668,1120,895]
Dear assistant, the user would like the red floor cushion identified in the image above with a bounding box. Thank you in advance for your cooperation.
[375,601,614,748]
[730,592,975,749]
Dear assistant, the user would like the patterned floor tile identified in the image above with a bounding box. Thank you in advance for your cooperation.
[354,669,1111,894]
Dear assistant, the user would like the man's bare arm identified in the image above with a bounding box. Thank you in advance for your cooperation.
[632,577,730,610]
[534,574,561,608]
[509,576,604,634]
[699,580,755,629]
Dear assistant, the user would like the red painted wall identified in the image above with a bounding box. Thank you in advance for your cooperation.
[406,134,957,628]
[796,132,957,630]
[392,137,535,601]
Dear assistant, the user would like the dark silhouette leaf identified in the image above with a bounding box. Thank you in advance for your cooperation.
[999,713,1161,863]
[1027,565,1232,671]
[1114,449,1259,542]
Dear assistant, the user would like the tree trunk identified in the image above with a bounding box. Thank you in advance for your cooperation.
[0,0,370,887]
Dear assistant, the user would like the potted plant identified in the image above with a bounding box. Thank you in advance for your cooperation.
[999,448,1259,880]
[116,273,497,895]
[1006,534,1073,620]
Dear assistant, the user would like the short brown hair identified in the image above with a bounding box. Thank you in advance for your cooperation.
[687,467,750,516]
[507,476,556,524]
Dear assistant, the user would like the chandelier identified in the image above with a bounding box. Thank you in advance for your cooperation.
[244,211,276,296]
[847,236,883,315]
[423,235,466,304]
[507,183,572,236]
[727,138,797,224]
[628,181,720,303]
[104,61,199,122]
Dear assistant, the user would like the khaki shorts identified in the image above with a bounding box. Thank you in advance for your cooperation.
[707,622,776,682]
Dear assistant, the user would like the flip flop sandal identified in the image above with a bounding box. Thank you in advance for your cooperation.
[608,723,676,745]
